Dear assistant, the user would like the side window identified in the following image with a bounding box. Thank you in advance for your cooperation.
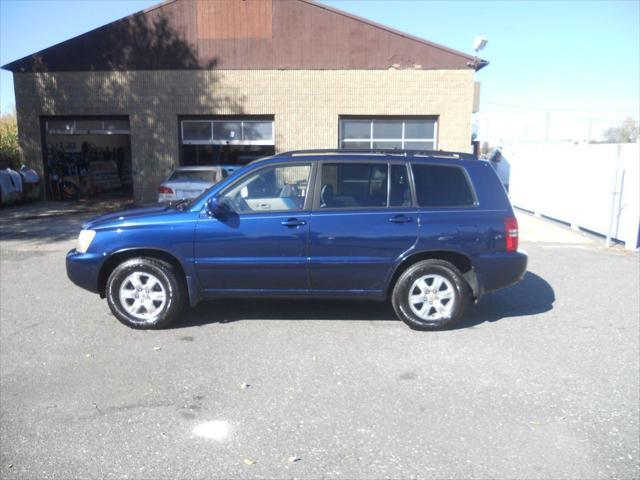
[412,164,474,207]
[389,164,412,207]
[320,163,388,208]
[221,164,311,213]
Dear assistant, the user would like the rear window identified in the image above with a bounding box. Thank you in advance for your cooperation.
[169,170,218,183]
[412,164,474,207]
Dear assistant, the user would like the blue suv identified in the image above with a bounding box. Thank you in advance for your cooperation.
[66,150,527,330]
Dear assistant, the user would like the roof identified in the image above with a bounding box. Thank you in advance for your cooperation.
[3,0,487,73]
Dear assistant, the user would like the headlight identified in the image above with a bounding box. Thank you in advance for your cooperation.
[76,230,96,253]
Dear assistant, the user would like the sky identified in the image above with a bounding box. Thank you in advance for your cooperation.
[1,0,638,143]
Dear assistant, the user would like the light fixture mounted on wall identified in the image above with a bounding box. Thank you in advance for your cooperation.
[468,35,489,70]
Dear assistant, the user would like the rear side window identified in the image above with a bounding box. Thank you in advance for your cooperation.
[412,164,474,207]
[320,163,388,208]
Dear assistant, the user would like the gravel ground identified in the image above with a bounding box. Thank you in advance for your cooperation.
[1,211,638,479]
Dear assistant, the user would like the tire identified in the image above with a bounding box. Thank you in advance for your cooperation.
[106,257,185,329]
[61,180,79,200]
[391,259,469,331]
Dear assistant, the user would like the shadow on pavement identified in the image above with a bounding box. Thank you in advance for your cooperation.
[173,271,554,330]
[455,271,555,329]
[0,215,86,243]
[174,298,398,327]
[0,199,134,243]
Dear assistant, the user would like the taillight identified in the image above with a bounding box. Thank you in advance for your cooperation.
[158,185,173,194]
[504,217,519,252]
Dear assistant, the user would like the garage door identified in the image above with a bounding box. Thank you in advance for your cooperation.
[179,117,275,170]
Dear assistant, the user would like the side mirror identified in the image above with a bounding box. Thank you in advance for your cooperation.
[205,196,227,218]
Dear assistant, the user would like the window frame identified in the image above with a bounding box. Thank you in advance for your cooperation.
[212,161,317,215]
[409,162,479,210]
[312,159,417,211]
[339,117,438,150]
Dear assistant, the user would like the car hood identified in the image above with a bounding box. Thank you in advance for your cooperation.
[82,204,176,230]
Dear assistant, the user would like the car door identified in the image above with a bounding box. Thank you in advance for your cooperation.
[309,161,418,292]
[194,162,314,291]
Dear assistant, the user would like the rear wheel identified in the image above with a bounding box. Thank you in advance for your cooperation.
[392,259,469,330]
[106,257,185,329]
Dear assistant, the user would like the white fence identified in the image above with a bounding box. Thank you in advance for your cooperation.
[502,142,640,250]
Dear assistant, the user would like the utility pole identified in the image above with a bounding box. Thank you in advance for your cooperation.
[544,112,550,142]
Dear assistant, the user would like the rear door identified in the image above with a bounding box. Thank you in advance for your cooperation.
[411,162,488,255]
[308,161,418,293]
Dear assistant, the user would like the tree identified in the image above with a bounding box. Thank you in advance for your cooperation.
[0,110,20,169]
[602,117,639,144]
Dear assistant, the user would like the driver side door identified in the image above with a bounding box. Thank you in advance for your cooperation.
[194,162,315,292]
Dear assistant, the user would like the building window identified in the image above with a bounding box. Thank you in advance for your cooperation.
[339,117,437,150]
[181,119,274,145]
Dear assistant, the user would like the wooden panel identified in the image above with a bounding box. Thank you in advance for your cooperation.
[196,0,272,40]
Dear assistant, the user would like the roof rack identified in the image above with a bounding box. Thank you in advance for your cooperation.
[272,149,476,160]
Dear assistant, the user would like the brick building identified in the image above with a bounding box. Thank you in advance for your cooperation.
[3,0,486,203]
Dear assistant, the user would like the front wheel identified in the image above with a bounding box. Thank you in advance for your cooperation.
[106,257,185,329]
[391,259,469,330]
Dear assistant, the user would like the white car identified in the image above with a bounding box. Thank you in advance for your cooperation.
[157,166,226,203]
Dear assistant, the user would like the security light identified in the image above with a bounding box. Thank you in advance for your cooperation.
[473,36,488,54]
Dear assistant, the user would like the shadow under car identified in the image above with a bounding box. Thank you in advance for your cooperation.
[169,272,555,330]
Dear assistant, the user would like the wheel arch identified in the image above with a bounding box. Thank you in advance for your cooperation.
[386,250,479,299]
[98,248,191,300]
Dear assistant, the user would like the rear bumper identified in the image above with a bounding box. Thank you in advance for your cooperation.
[66,249,103,294]
[474,250,528,297]
[157,193,175,203]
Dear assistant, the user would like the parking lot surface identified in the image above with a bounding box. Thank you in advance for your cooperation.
[1,210,639,479]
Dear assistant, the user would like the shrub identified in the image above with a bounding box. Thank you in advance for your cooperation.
[0,112,20,170]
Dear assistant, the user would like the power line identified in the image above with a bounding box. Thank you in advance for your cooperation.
[482,102,639,113]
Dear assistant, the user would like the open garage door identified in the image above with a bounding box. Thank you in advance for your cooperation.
[43,117,133,200]
[179,117,275,175]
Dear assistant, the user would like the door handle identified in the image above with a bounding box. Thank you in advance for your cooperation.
[281,218,306,227]
[388,215,413,224]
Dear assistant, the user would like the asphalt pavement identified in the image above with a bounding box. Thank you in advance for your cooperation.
[1,209,638,479]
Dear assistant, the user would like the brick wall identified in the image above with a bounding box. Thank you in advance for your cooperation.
[13,69,475,203]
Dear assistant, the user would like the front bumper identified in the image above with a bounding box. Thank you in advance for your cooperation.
[474,249,528,297]
[66,249,103,294]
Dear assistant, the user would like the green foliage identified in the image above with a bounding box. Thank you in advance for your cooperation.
[0,112,20,170]
[603,117,639,144]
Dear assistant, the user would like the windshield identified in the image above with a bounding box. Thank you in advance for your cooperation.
[169,170,219,183]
